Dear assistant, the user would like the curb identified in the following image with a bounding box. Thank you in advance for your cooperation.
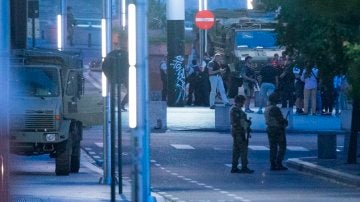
[286,158,360,187]
[83,148,167,202]
[172,128,347,134]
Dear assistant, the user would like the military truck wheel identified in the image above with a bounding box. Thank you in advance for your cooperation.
[71,122,82,173]
[55,136,72,176]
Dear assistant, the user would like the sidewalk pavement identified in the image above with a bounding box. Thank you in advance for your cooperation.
[10,149,166,202]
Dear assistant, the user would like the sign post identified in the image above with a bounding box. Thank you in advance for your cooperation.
[195,10,214,64]
[195,10,215,30]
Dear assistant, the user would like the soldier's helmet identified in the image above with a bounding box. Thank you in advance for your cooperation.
[234,95,246,104]
[268,92,280,104]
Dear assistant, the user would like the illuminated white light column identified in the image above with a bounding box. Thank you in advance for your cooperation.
[57,15,62,50]
[101,19,107,97]
[128,3,137,128]
[121,0,126,29]
[247,0,254,9]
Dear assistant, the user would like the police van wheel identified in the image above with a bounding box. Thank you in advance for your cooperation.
[55,136,73,176]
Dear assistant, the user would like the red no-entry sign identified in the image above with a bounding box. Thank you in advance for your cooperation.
[195,10,215,30]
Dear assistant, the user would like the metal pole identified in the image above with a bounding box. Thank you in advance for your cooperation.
[204,0,208,56]
[110,80,116,202]
[199,30,204,63]
[61,0,66,49]
[104,0,114,200]
[117,83,123,194]
[101,0,112,186]
[118,1,127,195]
[0,1,10,200]
[133,0,152,201]
[198,0,204,65]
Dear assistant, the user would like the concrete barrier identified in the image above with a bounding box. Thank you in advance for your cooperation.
[150,101,167,132]
[341,109,352,131]
[215,105,231,130]
[318,133,337,159]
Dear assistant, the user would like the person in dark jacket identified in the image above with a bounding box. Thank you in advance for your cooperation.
[230,95,254,174]
[264,93,288,171]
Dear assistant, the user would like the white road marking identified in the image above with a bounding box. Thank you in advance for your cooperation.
[225,163,242,168]
[249,145,269,150]
[287,146,309,151]
[94,142,103,148]
[170,144,195,149]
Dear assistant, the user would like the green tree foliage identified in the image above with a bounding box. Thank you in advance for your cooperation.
[148,0,166,29]
[261,0,360,83]
[345,43,360,99]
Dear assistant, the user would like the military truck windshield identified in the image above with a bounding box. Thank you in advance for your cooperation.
[235,30,276,48]
[11,67,60,97]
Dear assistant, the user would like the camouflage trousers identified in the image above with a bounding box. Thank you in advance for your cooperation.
[231,133,249,169]
[267,127,287,167]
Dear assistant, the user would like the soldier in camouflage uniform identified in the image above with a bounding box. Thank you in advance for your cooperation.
[230,95,254,174]
[264,93,288,170]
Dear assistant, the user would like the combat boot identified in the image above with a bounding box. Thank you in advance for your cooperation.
[231,168,242,173]
[277,164,288,170]
[240,167,254,174]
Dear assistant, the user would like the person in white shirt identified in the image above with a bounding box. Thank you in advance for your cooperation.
[301,62,319,115]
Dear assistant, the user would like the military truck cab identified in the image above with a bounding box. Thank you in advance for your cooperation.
[9,49,93,176]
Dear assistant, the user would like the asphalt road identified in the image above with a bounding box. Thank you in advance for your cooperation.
[81,126,360,202]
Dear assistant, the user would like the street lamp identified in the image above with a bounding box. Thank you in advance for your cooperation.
[247,0,254,10]
[121,0,127,29]
[57,14,62,50]
[128,3,137,128]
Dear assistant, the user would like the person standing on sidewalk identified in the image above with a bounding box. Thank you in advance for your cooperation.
[208,53,231,109]
[257,63,279,114]
[159,56,168,101]
[264,93,288,171]
[230,95,254,174]
[301,62,319,115]
[241,56,257,113]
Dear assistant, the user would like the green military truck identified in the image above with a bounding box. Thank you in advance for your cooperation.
[9,49,101,176]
